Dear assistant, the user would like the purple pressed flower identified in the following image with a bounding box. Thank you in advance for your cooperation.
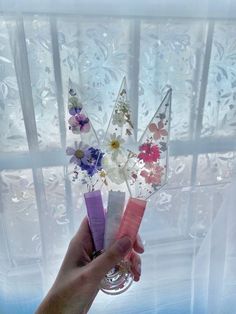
[68,113,90,134]
[80,147,104,176]
[69,106,82,115]
[68,96,83,115]
[66,143,104,177]
[66,142,89,167]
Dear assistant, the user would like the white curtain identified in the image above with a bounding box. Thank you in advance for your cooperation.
[0,1,236,313]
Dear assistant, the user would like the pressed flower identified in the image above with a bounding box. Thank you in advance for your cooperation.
[99,170,106,178]
[148,120,168,140]
[68,96,83,115]
[66,142,104,177]
[66,142,89,167]
[112,111,126,127]
[107,133,125,160]
[140,164,164,185]
[112,92,134,133]
[80,147,104,176]
[102,156,126,185]
[102,155,137,185]
[138,143,160,163]
[68,113,90,134]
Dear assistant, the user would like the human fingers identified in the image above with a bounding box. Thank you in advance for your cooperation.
[133,234,144,254]
[130,251,141,282]
[61,217,94,270]
[88,236,132,282]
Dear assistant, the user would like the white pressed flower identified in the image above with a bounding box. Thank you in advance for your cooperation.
[112,111,126,127]
[102,155,126,185]
[106,133,125,161]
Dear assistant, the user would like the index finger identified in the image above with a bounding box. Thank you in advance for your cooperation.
[61,217,94,270]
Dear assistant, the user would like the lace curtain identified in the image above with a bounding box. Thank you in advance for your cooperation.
[0,1,236,313]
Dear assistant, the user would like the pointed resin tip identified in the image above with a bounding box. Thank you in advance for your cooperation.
[104,191,126,249]
[84,190,105,252]
[117,197,146,243]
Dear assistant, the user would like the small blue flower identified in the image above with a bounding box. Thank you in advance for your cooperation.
[69,106,82,115]
[68,96,83,116]
[81,147,104,176]
[67,143,104,177]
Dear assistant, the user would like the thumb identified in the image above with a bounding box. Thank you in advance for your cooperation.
[88,236,132,281]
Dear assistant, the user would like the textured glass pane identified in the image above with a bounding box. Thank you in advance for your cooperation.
[24,16,61,150]
[201,22,236,137]
[139,20,207,140]
[168,155,192,187]
[42,166,70,256]
[0,20,28,152]
[145,187,190,239]
[0,169,40,264]
[188,184,225,238]
[196,151,235,185]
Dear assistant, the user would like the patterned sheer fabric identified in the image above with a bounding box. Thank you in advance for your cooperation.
[0,2,236,313]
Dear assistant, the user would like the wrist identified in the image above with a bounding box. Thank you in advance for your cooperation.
[35,291,64,314]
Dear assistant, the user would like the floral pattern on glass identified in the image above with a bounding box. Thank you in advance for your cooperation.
[201,22,236,137]
[0,20,28,152]
[24,16,61,149]
[139,20,207,141]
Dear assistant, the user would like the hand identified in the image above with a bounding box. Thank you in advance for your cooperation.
[36,217,144,314]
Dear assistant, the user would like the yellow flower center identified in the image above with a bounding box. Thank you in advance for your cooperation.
[75,149,84,159]
[100,170,106,178]
[110,140,120,150]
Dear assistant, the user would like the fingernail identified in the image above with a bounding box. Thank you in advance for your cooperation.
[135,262,141,275]
[116,236,132,255]
[137,237,144,252]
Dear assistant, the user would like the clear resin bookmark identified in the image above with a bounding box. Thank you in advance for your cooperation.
[100,77,135,294]
[66,80,106,254]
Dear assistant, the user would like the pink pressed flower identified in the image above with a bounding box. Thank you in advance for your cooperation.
[68,116,78,127]
[140,165,164,185]
[68,113,90,133]
[138,143,160,163]
[149,121,168,140]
